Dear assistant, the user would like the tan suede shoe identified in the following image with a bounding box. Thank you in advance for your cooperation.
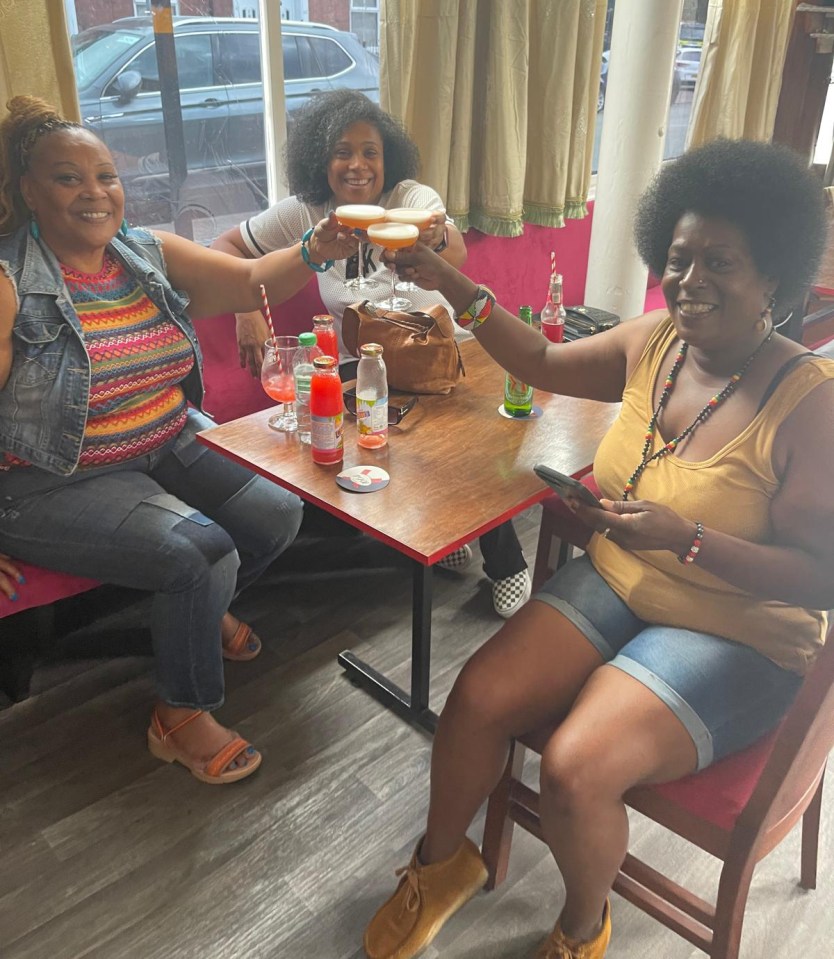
[536,899,611,958]
[364,836,488,959]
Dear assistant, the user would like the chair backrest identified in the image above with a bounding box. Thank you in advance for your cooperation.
[737,624,834,840]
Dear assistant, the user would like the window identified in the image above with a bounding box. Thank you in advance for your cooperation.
[107,33,214,94]
[218,33,262,85]
[351,0,380,54]
[133,0,179,14]
[309,37,353,78]
[282,35,303,81]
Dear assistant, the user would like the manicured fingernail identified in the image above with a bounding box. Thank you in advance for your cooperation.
[10,593,17,602]
[17,575,25,584]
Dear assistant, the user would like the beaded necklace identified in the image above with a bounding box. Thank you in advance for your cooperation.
[623,329,774,500]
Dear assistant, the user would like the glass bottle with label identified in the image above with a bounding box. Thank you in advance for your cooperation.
[540,273,566,343]
[310,355,344,465]
[293,331,323,445]
[503,306,534,417]
[356,343,388,449]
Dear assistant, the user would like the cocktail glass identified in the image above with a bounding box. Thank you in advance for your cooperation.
[334,204,386,291]
[261,335,299,432]
[386,208,433,295]
[366,222,420,311]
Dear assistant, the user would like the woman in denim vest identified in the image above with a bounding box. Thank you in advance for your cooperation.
[0,96,354,784]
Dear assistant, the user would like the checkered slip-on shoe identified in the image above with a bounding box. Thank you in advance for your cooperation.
[492,569,532,618]
[436,544,474,571]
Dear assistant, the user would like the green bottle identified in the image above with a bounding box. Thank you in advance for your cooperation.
[503,306,534,417]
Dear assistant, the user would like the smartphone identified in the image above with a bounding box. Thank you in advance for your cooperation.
[533,464,603,509]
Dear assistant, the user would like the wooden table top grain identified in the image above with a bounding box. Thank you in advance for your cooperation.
[198,338,619,564]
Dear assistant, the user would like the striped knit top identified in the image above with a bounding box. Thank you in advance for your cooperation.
[56,251,194,469]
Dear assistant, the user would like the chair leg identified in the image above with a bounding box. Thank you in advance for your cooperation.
[800,774,825,890]
[710,856,756,959]
[481,740,526,890]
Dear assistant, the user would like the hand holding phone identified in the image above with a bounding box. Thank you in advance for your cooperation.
[533,464,603,509]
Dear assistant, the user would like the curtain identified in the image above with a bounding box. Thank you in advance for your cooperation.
[380,0,606,236]
[687,0,795,147]
[0,1,79,122]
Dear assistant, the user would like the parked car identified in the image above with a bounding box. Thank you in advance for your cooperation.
[676,47,702,88]
[72,16,380,224]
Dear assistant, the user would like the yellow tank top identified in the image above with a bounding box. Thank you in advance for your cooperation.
[588,317,832,675]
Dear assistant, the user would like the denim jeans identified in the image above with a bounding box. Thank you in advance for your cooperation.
[0,410,303,709]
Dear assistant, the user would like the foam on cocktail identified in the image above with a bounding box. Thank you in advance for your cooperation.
[385,208,433,228]
[366,222,419,249]
[334,204,386,228]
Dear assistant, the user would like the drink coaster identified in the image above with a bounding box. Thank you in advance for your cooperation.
[497,404,543,420]
[336,465,390,492]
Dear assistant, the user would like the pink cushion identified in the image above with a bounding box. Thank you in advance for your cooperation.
[461,204,594,314]
[0,562,99,618]
[650,727,779,831]
[644,283,666,312]
[195,278,328,425]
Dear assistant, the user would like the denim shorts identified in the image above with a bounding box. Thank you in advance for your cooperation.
[535,554,803,770]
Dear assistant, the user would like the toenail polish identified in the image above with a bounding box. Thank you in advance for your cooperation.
[246,746,255,754]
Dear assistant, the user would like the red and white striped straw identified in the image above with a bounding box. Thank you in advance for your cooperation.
[259,284,277,348]
[550,250,556,276]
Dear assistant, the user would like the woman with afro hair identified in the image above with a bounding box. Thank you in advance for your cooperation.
[214,89,532,619]
[360,138,834,959]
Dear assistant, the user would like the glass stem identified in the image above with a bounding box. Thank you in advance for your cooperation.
[357,241,364,282]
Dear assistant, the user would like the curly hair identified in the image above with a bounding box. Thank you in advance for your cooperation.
[285,90,420,205]
[634,138,827,317]
[0,95,82,234]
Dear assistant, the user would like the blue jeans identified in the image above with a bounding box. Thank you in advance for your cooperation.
[535,555,803,769]
[0,410,303,709]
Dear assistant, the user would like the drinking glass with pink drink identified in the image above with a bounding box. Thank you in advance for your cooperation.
[366,222,419,310]
[385,208,434,295]
[334,204,386,291]
[261,335,299,432]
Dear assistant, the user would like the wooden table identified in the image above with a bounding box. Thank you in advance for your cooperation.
[198,338,617,731]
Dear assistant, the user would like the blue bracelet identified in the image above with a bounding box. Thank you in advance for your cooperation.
[301,227,334,273]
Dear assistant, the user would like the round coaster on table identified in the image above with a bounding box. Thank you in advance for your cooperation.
[336,465,390,492]
[497,404,543,420]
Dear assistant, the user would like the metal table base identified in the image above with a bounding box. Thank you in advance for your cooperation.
[338,560,438,733]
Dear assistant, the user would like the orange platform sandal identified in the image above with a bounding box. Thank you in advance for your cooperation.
[147,708,262,784]
[222,619,262,661]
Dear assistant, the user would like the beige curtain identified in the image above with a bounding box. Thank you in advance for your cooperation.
[0,1,79,122]
[381,0,606,236]
[687,0,795,147]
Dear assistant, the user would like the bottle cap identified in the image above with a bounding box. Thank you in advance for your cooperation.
[299,332,317,346]
[313,355,338,369]
[312,314,334,326]
[359,342,384,357]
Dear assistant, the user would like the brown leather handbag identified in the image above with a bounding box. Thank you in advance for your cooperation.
[341,300,465,394]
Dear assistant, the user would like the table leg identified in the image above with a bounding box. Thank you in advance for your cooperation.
[338,559,437,733]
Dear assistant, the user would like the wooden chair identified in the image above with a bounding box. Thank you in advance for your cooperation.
[485,491,833,959]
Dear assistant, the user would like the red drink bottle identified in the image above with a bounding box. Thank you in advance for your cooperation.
[541,273,566,344]
[310,355,344,465]
[312,314,339,361]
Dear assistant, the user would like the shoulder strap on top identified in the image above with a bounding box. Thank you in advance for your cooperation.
[757,352,816,413]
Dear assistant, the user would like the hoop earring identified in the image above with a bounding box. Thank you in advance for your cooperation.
[29,218,40,241]
[119,218,129,237]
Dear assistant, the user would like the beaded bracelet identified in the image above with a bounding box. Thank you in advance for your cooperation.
[300,227,335,273]
[678,521,704,565]
[457,285,496,329]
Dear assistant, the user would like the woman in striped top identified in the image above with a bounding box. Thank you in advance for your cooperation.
[0,96,356,784]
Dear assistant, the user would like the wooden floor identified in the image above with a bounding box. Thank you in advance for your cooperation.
[1,509,832,959]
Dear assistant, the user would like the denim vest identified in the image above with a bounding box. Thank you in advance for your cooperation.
[0,226,205,475]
